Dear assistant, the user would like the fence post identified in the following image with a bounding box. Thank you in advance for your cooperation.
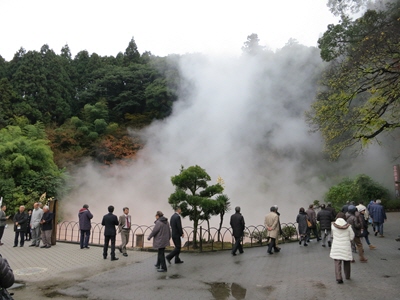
[136,234,144,248]
[199,226,202,252]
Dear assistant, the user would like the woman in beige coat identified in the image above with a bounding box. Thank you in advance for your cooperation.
[264,206,280,255]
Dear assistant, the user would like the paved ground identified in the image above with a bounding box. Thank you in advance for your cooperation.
[1,212,399,299]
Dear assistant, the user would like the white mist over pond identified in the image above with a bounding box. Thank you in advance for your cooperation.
[61,45,396,227]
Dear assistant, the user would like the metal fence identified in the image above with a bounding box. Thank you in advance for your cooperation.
[56,221,301,252]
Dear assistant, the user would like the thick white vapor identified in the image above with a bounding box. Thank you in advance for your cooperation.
[61,45,397,226]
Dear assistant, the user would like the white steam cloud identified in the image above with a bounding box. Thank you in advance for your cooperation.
[61,45,396,226]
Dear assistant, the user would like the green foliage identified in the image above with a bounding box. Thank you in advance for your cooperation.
[168,165,225,247]
[0,123,65,213]
[324,174,391,212]
[307,2,400,160]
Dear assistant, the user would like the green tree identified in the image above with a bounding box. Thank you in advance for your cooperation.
[168,165,224,248]
[307,2,400,159]
[324,174,390,211]
[0,122,65,212]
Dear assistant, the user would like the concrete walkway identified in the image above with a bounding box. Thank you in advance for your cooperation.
[2,212,399,299]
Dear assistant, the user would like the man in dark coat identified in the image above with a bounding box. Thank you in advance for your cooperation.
[147,211,171,272]
[101,206,119,261]
[40,205,53,248]
[326,202,337,219]
[230,206,245,256]
[13,205,28,247]
[317,204,334,247]
[166,207,184,264]
[347,205,367,262]
[78,204,93,249]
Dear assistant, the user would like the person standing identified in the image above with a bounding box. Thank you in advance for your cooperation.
[370,199,387,237]
[0,205,10,246]
[274,205,282,251]
[78,204,93,249]
[230,206,245,256]
[25,209,32,241]
[147,211,171,272]
[101,206,119,261]
[166,206,184,263]
[306,204,321,242]
[13,205,28,247]
[118,207,131,257]
[40,206,53,248]
[330,212,354,284]
[317,204,334,248]
[296,207,309,246]
[29,203,43,247]
[347,205,368,262]
[264,206,280,255]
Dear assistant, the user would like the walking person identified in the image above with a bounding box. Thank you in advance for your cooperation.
[166,206,184,263]
[101,205,119,261]
[296,207,309,246]
[230,206,245,256]
[264,206,280,254]
[117,207,131,257]
[0,205,10,246]
[78,204,93,249]
[370,199,387,237]
[317,204,334,248]
[347,205,368,262]
[29,203,43,247]
[147,211,171,272]
[358,206,376,249]
[40,205,53,248]
[330,212,354,284]
[306,204,321,242]
[13,205,28,247]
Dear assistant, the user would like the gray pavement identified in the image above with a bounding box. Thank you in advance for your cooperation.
[1,212,400,299]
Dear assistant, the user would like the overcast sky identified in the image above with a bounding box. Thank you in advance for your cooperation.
[0,0,339,61]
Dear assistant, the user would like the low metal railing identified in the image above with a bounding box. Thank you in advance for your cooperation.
[56,221,301,252]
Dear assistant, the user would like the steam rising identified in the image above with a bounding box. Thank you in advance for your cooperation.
[62,45,395,225]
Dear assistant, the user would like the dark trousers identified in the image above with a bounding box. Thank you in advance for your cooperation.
[103,235,116,258]
[0,226,5,242]
[308,227,320,241]
[268,237,276,253]
[14,231,25,246]
[334,259,351,280]
[156,248,167,270]
[232,236,243,254]
[25,228,32,240]
[80,230,91,248]
[166,236,182,263]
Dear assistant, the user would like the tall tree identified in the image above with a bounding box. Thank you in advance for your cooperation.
[242,33,265,56]
[0,121,65,212]
[307,2,400,159]
[168,165,224,248]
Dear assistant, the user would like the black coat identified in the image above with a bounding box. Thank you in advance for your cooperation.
[230,212,245,238]
[41,211,53,231]
[101,213,118,236]
[317,208,334,230]
[170,212,183,238]
[13,211,28,233]
[0,255,14,289]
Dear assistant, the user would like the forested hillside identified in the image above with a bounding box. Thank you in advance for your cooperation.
[0,38,179,167]
[0,38,180,210]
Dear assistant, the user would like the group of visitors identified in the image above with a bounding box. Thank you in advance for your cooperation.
[78,205,184,271]
[0,203,54,249]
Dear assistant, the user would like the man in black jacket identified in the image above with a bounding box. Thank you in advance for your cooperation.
[317,204,334,248]
[166,207,184,264]
[230,206,245,256]
[101,206,119,261]
[13,206,28,247]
